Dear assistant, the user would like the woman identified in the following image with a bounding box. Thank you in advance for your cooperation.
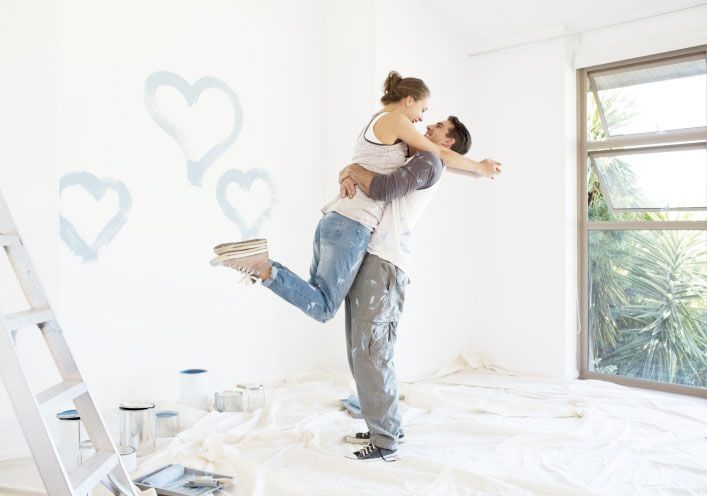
[212,71,499,322]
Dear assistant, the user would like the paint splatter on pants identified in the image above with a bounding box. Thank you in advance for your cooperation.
[345,253,409,451]
[263,212,371,322]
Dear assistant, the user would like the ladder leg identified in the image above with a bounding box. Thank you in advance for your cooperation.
[41,322,82,381]
[105,465,140,496]
[0,330,73,496]
[72,391,138,495]
[42,323,137,494]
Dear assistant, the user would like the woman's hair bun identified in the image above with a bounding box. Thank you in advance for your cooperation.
[383,71,402,94]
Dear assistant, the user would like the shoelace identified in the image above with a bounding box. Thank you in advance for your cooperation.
[234,266,259,285]
[356,444,395,462]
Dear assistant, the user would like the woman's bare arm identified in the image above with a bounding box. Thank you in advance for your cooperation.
[379,113,502,178]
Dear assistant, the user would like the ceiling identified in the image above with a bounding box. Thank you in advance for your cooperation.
[424,0,707,54]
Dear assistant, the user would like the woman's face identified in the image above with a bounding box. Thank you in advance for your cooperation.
[404,95,429,124]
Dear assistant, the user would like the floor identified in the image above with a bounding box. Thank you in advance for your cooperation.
[1,355,706,496]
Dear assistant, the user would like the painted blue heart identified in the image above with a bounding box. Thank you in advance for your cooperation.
[144,71,243,186]
[59,172,132,262]
[216,168,278,240]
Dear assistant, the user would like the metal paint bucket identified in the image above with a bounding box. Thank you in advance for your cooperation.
[214,390,244,412]
[236,383,266,411]
[56,409,83,472]
[119,403,156,456]
[155,410,180,437]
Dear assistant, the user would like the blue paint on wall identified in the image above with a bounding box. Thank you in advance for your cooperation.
[144,71,243,187]
[216,168,277,240]
[59,172,132,262]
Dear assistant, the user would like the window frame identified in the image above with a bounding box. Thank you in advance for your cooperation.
[577,45,707,399]
[589,142,707,212]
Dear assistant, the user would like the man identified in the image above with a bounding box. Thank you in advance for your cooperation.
[338,116,492,461]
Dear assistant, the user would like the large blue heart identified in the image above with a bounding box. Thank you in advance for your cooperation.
[216,168,278,239]
[59,172,132,262]
[144,71,243,186]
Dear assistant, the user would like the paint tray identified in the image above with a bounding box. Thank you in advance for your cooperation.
[134,464,234,496]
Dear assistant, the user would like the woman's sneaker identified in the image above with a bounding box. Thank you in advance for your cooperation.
[210,239,270,283]
[213,239,267,256]
[345,443,397,462]
[345,431,405,445]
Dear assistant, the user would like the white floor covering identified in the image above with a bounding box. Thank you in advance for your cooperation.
[1,355,706,496]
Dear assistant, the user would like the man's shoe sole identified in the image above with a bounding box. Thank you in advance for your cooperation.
[344,452,398,462]
[345,434,405,445]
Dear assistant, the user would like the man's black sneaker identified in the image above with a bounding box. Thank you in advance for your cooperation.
[345,431,405,445]
[345,443,398,462]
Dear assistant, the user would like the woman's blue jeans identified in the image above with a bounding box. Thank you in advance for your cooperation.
[262,212,371,323]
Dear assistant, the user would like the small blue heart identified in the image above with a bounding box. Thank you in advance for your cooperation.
[216,168,277,239]
[59,172,132,262]
[145,71,243,187]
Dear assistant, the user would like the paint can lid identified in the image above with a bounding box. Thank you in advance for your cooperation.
[236,382,264,390]
[216,390,243,397]
[119,402,155,410]
[56,409,80,420]
[117,445,136,456]
[180,368,207,374]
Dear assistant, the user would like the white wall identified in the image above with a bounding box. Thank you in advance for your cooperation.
[461,38,579,378]
[53,0,329,401]
[0,0,60,460]
[574,4,707,68]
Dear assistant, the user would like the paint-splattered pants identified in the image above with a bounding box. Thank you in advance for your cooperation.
[345,253,409,451]
[263,212,371,322]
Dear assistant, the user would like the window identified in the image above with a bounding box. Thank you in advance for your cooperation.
[579,46,707,397]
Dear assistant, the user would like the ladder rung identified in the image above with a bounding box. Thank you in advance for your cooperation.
[36,380,87,414]
[0,234,20,246]
[70,451,119,495]
[3,308,53,330]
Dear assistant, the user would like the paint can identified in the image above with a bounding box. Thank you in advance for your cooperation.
[118,445,137,473]
[56,409,84,472]
[179,369,209,409]
[119,403,156,456]
[236,383,266,411]
[214,390,244,412]
[155,410,180,437]
[79,440,95,464]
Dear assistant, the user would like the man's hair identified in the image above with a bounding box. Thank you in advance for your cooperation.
[446,115,471,155]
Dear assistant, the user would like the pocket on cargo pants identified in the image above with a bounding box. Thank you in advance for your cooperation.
[368,321,398,367]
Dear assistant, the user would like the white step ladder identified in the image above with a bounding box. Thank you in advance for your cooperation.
[0,190,138,496]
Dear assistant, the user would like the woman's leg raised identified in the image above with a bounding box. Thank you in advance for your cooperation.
[263,212,371,322]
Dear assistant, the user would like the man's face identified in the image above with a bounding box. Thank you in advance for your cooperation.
[424,120,455,148]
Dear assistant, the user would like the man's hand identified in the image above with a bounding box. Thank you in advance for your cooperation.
[340,177,357,198]
[478,159,502,179]
[338,163,376,196]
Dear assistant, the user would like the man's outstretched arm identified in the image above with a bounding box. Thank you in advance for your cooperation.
[340,151,443,201]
